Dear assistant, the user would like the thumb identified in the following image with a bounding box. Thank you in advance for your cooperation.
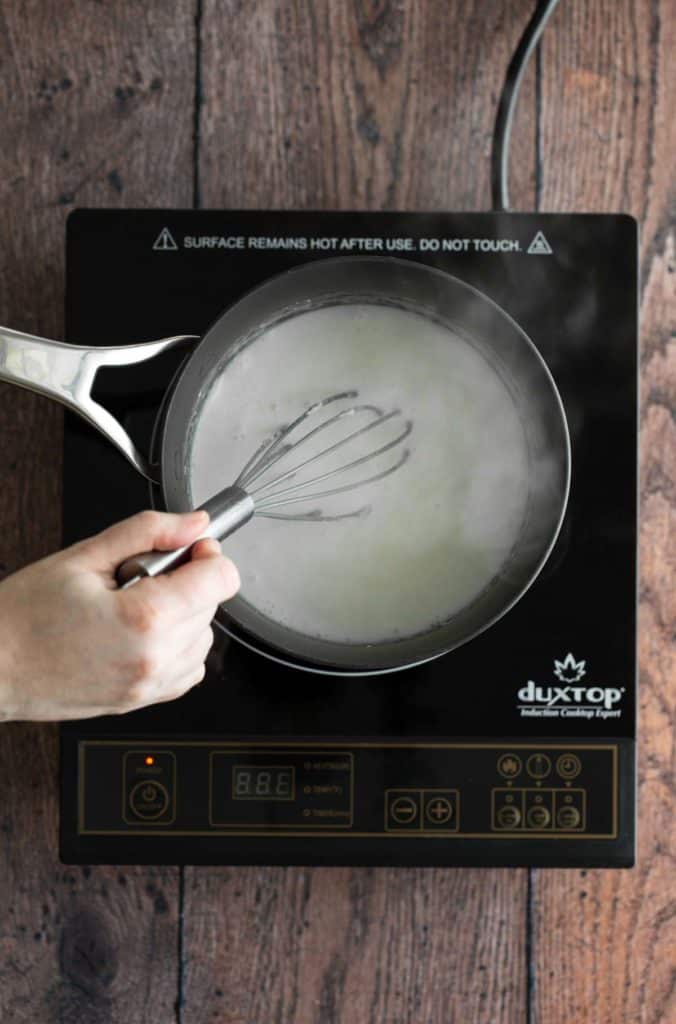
[190,540,240,596]
[190,538,223,561]
[75,509,210,572]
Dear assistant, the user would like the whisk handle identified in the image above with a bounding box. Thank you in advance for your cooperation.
[115,486,255,588]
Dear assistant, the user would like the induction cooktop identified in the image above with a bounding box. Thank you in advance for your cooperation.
[60,209,637,867]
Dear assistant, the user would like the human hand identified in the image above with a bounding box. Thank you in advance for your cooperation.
[0,510,239,722]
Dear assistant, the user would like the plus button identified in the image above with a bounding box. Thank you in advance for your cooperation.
[424,795,453,825]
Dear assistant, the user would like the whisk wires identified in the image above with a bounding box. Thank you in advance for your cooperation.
[235,391,412,522]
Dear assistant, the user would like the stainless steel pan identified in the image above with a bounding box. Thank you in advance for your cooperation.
[0,256,571,675]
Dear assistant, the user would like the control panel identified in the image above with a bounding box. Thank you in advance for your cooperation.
[77,742,618,841]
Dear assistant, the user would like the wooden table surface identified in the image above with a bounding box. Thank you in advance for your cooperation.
[0,2,673,1022]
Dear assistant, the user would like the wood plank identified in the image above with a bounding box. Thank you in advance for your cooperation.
[183,865,525,1024]
[533,1,676,1022]
[184,2,538,1021]
[0,2,195,1020]
[198,0,536,210]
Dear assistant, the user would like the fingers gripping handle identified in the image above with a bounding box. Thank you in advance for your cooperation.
[115,487,255,588]
[0,326,197,481]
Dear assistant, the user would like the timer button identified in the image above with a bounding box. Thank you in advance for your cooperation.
[557,805,582,829]
[556,753,582,780]
[129,780,169,820]
[527,805,551,829]
[496,804,522,829]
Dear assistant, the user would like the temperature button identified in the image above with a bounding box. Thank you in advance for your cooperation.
[526,753,551,779]
[525,790,554,830]
[527,805,551,828]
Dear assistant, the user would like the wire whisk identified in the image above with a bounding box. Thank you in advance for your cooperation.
[116,390,412,587]
[237,390,411,521]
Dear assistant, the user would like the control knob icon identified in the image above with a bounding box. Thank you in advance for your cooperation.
[557,805,581,829]
[527,805,551,829]
[497,805,521,829]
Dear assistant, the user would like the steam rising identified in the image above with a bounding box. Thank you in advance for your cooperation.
[188,301,567,647]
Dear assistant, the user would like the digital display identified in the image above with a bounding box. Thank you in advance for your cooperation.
[232,765,295,801]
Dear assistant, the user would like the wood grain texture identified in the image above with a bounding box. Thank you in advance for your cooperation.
[0,2,195,1021]
[182,865,525,1024]
[184,3,537,1023]
[198,0,536,211]
[532,2,676,1023]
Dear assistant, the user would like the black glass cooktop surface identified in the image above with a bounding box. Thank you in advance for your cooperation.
[60,210,637,866]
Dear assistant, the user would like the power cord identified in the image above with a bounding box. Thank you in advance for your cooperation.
[491,0,561,211]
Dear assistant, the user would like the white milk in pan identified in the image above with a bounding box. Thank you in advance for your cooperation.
[189,303,530,645]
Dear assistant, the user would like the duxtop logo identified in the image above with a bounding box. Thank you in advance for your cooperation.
[553,652,586,683]
[517,653,624,720]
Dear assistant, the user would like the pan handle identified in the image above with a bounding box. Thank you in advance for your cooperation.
[0,326,198,482]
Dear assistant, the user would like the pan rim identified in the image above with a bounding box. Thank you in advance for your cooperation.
[158,255,572,675]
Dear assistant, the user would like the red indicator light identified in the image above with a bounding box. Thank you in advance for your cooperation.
[145,756,154,766]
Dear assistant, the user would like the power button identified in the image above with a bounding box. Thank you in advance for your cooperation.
[129,781,169,820]
[123,750,176,825]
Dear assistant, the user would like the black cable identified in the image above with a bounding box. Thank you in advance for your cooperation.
[491,0,561,211]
